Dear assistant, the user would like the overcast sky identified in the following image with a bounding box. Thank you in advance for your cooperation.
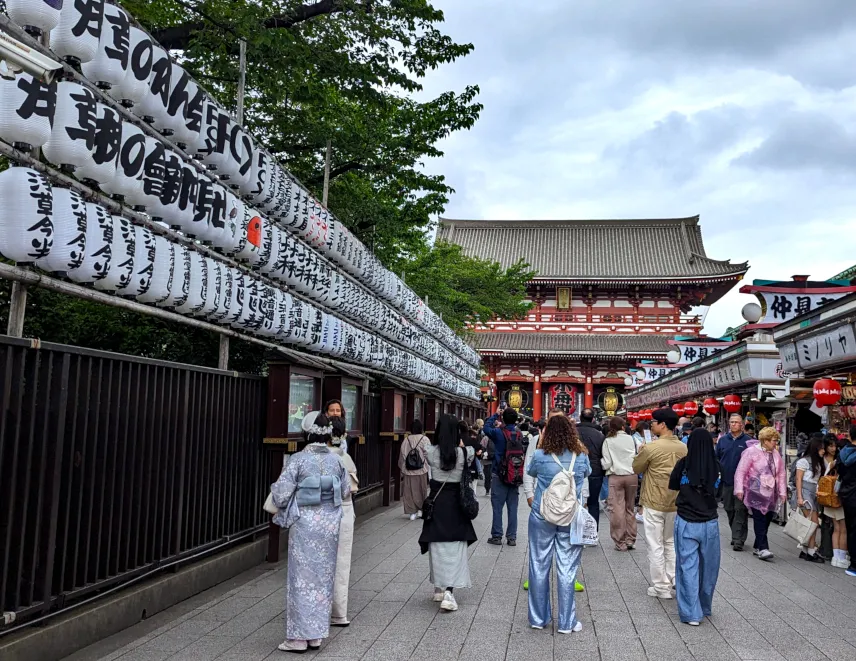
[419,0,856,336]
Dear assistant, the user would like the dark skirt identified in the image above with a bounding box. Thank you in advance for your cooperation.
[419,479,478,554]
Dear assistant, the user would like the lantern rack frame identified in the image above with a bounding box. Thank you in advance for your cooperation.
[0,14,480,374]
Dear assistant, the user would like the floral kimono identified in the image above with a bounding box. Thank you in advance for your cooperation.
[271,444,349,642]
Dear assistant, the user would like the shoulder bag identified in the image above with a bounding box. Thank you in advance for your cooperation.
[459,448,480,520]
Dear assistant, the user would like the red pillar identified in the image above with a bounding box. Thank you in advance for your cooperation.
[584,377,594,410]
[533,377,543,421]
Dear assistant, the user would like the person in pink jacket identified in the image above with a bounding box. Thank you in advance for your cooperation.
[733,427,787,561]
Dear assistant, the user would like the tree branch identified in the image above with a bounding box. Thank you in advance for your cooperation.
[305,160,367,184]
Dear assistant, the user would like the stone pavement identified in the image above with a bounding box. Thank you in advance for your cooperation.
[65,491,856,661]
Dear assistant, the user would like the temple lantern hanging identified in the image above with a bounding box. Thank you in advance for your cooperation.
[99,120,146,205]
[51,0,104,65]
[111,26,153,107]
[208,264,233,322]
[0,167,53,265]
[165,63,200,146]
[173,250,207,315]
[163,244,190,308]
[248,149,272,206]
[200,258,222,318]
[6,0,62,36]
[0,72,57,152]
[93,214,135,292]
[259,225,281,276]
[81,3,130,89]
[35,186,86,274]
[722,395,742,414]
[136,235,173,304]
[214,188,244,254]
[43,81,98,172]
[74,102,122,189]
[66,202,111,283]
[229,124,253,194]
[118,225,155,298]
[133,46,171,128]
[813,378,842,407]
[235,276,264,331]
[684,401,699,416]
[671,403,685,416]
[234,206,262,263]
[703,398,720,415]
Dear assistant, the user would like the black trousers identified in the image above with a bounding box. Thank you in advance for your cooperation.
[587,476,604,529]
[751,509,774,551]
[844,500,856,570]
[483,462,493,494]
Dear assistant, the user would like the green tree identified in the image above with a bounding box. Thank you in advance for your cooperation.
[394,242,534,333]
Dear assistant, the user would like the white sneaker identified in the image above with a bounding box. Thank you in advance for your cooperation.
[758,549,774,561]
[635,513,645,523]
[440,591,458,612]
[752,549,760,556]
[409,513,418,521]
[530,624,544,630]
[687,621,700,627]
[308,639,322,649]
[831,557,846,568]
[278,639,308,652]
[647,586,673,599]
[559,621,584,634]
[417,510,422,518]
[432,589,444,602]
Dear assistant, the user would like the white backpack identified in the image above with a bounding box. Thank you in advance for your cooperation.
[539,453,580,526]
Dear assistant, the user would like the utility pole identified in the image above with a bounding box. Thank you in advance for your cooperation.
[322,139,332,206]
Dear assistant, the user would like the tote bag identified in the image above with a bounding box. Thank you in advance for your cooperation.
[783,505,818,546]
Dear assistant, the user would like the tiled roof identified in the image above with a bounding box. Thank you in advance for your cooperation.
[437,217,748,280]
[472,333,673,355]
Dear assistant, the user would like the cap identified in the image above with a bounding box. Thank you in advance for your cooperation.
[652,407,679,427]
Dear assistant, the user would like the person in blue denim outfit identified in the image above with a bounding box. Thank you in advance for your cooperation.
[482,407,522,545]
[527,415,592,634]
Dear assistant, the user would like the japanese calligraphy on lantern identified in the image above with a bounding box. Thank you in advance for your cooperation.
[795,322,856,370]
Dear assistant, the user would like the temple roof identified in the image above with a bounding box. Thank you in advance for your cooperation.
[437,216,748,282]
[472,332,673,355]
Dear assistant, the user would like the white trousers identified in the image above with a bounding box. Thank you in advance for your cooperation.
[643,508,676,595]
[331,501,355,621]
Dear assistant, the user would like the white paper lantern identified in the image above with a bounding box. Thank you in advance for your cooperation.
[173,251,206,314]
[118,225,154,297]
[211,189,244,254]
[230,125,253,194]
[35,186,86,274]
[162,244,190,308]
[226,271,246,327]
[136,235,173,304]
[6,0,61,35]
[43,81,97,172]
[0,73,56,151]
[259,225,281,276]
[198,102,231,171]
[165,63,201,147]
[134,46,171,127]
[99,119,146,204]
[66,202,110,283]
[51,0,104,65]
[111,26,153,106]
[199,257,221,318]
[234,205,262,263]
[209,265,233,322]
[81,4,130,89]
[189,178,226,243]
[135,135,181,215]
[248,149,271,205]
[74,102,120,188]
[0,167,53,264]
[308,311,328,352]
[93,214,134,291]
[234,276,263,331]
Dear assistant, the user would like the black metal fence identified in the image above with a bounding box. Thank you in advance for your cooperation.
[354,391,383,491]
[0,335,269,626]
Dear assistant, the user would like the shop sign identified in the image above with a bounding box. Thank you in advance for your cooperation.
[714,363,743,388]
[778,341,800,373]
[795,322,856,370]
[672,343,733,365]
[756,291,847,324]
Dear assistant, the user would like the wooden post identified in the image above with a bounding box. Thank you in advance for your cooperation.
[218,334,229,370]
[7,281,27,337]
[236,40,247,124]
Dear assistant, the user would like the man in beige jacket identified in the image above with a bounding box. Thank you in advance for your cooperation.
[632,408,687,599]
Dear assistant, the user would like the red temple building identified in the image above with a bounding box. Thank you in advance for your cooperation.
[437,216,749,420]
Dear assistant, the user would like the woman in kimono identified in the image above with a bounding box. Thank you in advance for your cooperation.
[329,416,359,626]
[271,413,349,653]
[418,414,477,613]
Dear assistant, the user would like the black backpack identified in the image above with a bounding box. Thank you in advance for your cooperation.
[498,428,525,486]
[404,436,425,471]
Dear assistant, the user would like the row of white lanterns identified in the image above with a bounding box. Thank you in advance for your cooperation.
[0,0,479,367]
[0,165,480,398]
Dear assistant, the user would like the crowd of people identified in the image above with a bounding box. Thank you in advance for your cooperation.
[265,397,856,652]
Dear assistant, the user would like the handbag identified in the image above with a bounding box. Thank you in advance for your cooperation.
[816,474,841,508]
[263,493,278,514]
[459,450,480,521]
[421,479,446,522]
[783,504,818,546]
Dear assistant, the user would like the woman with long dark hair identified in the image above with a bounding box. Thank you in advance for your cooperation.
[418,414,477,613]
[795,433,826,562]
[271,413,349,653]
[669,428,721,626]
[527,415,591,634]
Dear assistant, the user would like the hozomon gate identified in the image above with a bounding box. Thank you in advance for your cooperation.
[438,216,749,419]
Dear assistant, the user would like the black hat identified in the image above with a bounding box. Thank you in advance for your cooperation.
[652,407,679,427]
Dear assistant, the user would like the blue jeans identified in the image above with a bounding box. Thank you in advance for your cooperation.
[587,476,604,529]
[600,476,609,501]
[528,512,583,631]
[674,516,721,623]
[490,479,519,540]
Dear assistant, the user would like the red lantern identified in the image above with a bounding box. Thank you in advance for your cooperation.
[642,409,653,421]
[672,403,686,416]
[723,395,742,414]
[684,401,699,416]
[703,398,719,415]
[813,378,842,407]
[627,411,639,422]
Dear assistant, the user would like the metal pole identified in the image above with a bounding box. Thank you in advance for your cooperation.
[236,39,247,124]
[322,138,332,206]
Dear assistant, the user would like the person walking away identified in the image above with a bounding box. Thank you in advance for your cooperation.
[271,414,349,653]
[399,419,430,520]
[419,415,477,611]
[715,414,752,551]
[483,407,525,546]
[329,416,359,627]
[633,408,687,599]
[577,408,606,529]
[479,422,496,496]
[669,427,722,626]
[822,438,849,568]
[795,434,827,563]
[527,415,592,633]
[837,425,856,576]
[733,427,786,561]
[601,416,639,551]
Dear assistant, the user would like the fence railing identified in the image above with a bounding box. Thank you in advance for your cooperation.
[0,335,269,626]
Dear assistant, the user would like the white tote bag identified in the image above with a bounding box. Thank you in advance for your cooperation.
[782,505,818,547]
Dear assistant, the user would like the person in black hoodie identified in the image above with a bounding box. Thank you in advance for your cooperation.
[577,408,606,528]
[669,428,721,626]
